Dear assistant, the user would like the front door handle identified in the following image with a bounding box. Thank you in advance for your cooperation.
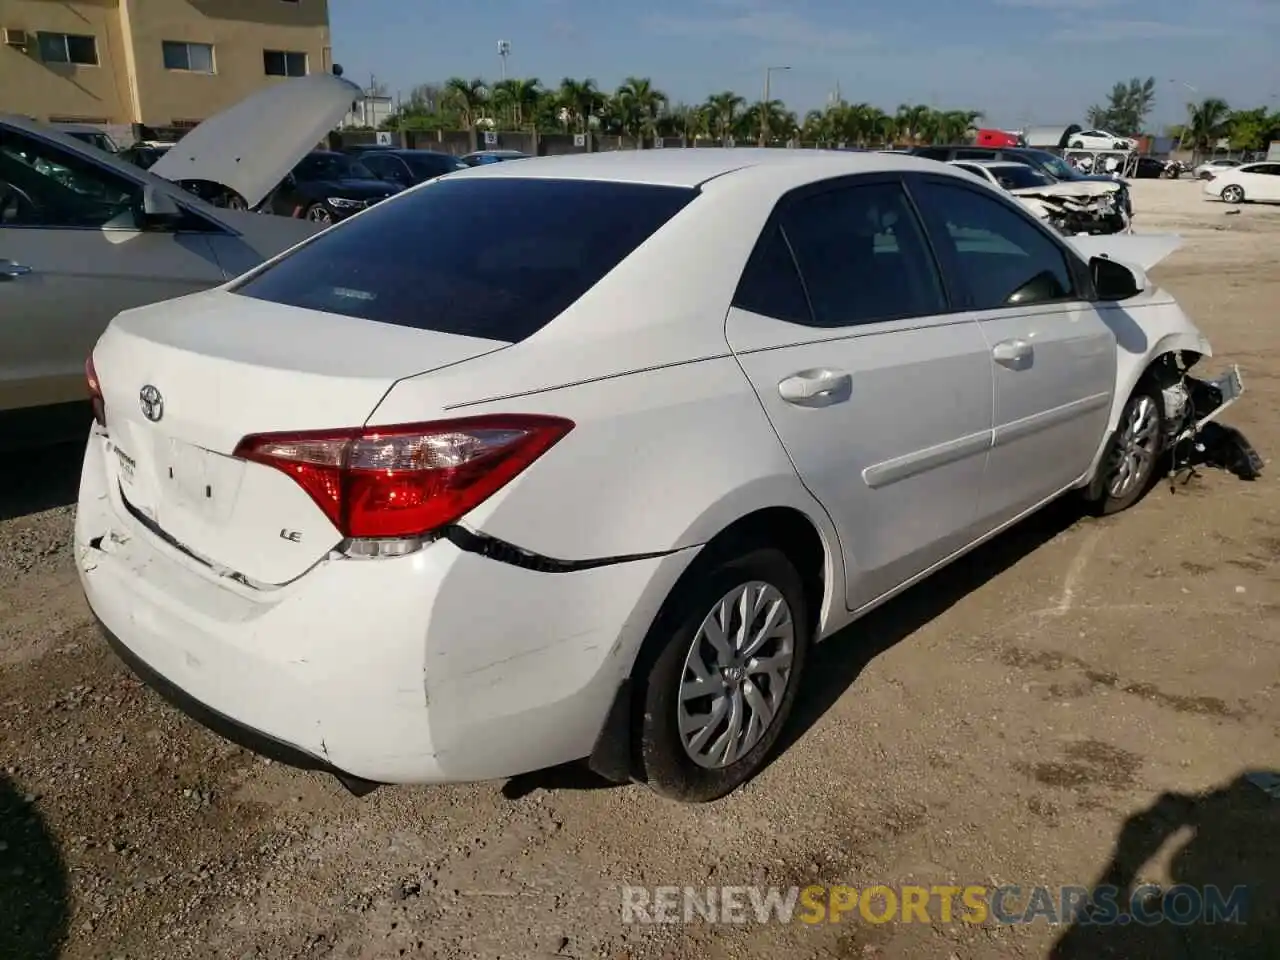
[778,368,852,407]
[0,259,32,281]
[992,338,1032,366]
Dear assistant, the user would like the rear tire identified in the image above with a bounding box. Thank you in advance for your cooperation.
[1088,383,1164,515]
[634,546,811,803]
[1069,139,1085,149]
[1221,184,1245,204]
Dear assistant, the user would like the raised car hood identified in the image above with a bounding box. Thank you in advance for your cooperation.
[149,74,364,209]
[1012,180,1120,200]
[1066,234,1182,271]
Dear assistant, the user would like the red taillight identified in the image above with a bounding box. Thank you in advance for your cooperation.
[233,414,574,539]
[85,355,106,426]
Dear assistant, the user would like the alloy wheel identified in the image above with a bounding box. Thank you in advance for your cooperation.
[1106,395,1160,499]
[677,581,795,769]
[307,205,334,224]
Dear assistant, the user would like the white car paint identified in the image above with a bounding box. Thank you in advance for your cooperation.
[0,99,330,415]
[948,160,1122,224]
[149,73,365,210]
[76,149,1235,799]
[1068,130,1136,150]
[1202,162,1280,204]
[1193,158,1241,180]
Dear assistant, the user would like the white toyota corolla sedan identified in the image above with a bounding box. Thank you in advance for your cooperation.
[76,149,1245,803]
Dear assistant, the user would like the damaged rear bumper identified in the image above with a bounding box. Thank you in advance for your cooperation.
[75,429,695,789]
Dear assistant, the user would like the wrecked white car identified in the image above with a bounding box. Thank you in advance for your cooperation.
[951,159,1129,236]
[1066,233,1261,487]
[0,73,361,434]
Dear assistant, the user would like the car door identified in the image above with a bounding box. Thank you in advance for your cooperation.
[0,128,227,411]
[1245,163,1280,200]
[724,176,994,611]
[908,173,1115,530]
[363,154,412,188]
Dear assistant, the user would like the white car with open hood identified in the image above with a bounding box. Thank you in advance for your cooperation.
[948,160,1129,235]
[77,149,1250,803]
[0,73,362,429]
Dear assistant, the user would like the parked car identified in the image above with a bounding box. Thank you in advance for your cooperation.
[1130,156,1169,179]
[461,149,531,166]
[0,73,362,435]
[948,160,1127,234]
[78,149,1246,803]
[1067,130,1136,151]
[348,148,469,188]
[260,151,403,223]
[1202,161,1280,204]
[119,142,172,171]
[908,145,1133,219]
[52,123,120,154]
[1194,158,1242,180]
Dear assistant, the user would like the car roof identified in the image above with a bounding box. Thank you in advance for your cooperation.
[951,159,1025,169]
[450,147,962,188]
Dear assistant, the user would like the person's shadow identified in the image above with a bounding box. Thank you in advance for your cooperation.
[1050,771,1280,959]
[0,774,69,959]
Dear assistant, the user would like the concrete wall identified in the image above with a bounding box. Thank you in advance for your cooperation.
[0,0,330,126]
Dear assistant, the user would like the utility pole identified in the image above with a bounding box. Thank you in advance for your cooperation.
[761,65,790,146]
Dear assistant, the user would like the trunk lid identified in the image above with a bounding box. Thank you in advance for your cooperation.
[149,74,364,210]
[93,290,507,584]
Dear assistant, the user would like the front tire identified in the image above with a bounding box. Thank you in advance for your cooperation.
[635,546,811,802]
[1089,384,1164,515]
[303,202,335,224]
[1221,184,1245,204]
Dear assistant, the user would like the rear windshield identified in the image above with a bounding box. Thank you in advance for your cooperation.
[234,177,697,342]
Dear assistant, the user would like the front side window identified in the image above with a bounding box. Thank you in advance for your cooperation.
[292,153,374,181]
[913,179,1076,310]
[163,41,215,72]
[777,180,947,327]
[37,32,98,65]
[264,49,307,77]
[234,178,698,342]
[406,153,468,178]
[0,129,137,227]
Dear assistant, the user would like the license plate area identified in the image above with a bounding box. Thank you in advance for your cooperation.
[111,432,244,526]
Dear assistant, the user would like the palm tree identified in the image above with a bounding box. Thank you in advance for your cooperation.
[442,76,488,129]
[1184,98,1232,160]
[493,77,542,129]
[557,78,604,133]
[615,76,668,146]
[705,91,745,143]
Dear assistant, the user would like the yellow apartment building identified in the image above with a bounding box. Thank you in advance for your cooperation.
[0,0,332,129]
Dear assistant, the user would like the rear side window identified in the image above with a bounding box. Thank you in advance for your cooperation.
[777,181,948,327]
[732,224,811,324]
[234,178,697,342]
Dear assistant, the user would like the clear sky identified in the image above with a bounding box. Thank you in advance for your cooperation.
[329,0,1280,130]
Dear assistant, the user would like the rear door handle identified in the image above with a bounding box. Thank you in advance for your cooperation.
[0,259,32,280]
[992,338,1032,365]
[778,368,852,407]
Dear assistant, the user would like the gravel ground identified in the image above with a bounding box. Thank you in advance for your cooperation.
[2,179,1278,960]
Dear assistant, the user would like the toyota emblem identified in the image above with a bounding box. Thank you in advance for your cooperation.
[139,384,164,422]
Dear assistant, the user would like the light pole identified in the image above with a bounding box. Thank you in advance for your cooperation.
[1168,79,1198,153]
[761,65,790,146]
[497,40,510,82]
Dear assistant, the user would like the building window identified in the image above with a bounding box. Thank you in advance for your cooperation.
[263,50,307,77]
[37,32,99,66]
[162,41,214,73]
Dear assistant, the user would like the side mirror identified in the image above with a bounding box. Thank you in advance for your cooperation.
[136,185,183,229]
[1091,255,1145,301]
[282,172,297,188]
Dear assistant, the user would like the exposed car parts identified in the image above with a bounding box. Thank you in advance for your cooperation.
[1017,185,1129,236]
[1147,355,1262,486]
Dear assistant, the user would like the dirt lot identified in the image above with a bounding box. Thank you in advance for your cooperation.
[1,178,1278,960]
